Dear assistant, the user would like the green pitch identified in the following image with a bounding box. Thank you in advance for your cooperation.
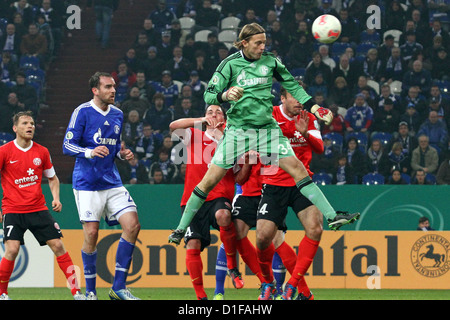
[6,288,450,300]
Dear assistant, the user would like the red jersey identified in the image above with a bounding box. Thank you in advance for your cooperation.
[238,160,262,197]
[180,128,235,206]
[0,140,55,214]
[262,105,324,187]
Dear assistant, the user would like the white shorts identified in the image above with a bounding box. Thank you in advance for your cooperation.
[74,186,137,225]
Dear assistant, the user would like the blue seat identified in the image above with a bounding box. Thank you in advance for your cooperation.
[362,173,385,185]
[371,132,393,148]
[19,55,40,70]
[312,172,332,185]
[331,42,350,57]
[323,132,344,152]
[356,43,376,57]
[0,132,14,142]
[290,68,306,79]
[426,173,436,185]
[346,132,368,152]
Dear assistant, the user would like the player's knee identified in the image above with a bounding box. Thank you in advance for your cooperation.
[306,223,323,241]
[255,231,272,249]
[215,209,231,226]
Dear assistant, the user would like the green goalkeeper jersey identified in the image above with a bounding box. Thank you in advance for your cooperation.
[204,51,312,128]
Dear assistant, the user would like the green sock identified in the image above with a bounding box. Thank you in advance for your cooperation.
[176,186,208,231]
[297,177,336,221]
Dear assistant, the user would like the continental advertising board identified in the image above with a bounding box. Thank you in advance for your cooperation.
[54,230,450,290]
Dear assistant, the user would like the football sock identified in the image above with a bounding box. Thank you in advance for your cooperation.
[186,248,206,299]
[297,176,336,220]
[112,237,135,291]
[82,250,97,294]
[236,236,265,283]
[256,243,275,283]
[0,258,15,295]
[275,241,297,274]
[214,244,227,296]
[287,236,320,290]
[272,252,285,294]
[56,252,80,295]
[219,221,237,269]
[176,186,207,231]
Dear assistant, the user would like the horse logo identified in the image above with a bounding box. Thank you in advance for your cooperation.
[411,234,450,278]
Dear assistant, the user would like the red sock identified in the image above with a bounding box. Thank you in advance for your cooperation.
[56,252,80,295]
[236,236,265,283]
[287,236,319,289]
[0,258,15,295]
[186,249,206,300]
[219,221,237,269]
[256,243,275,283]
[275,241,297,274]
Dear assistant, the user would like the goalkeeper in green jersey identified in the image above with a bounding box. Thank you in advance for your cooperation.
[169,23,359,245]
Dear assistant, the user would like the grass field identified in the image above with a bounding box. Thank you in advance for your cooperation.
[5,287,450,300]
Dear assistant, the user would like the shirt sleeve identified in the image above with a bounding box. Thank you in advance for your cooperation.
[62,107,92,158]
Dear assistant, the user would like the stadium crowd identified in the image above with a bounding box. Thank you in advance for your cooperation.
[0,0,449,185]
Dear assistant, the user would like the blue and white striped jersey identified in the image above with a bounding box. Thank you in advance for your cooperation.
[63,100,124,191]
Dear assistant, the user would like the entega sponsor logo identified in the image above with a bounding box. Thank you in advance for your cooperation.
[15,175,39,187]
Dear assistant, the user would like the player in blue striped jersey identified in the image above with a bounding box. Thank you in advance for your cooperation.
[63,72,141,300]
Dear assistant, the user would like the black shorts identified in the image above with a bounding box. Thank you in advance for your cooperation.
[257,184,313,228]
[182,197,232,251]
[231,194,260,228]
[2,211,63,246]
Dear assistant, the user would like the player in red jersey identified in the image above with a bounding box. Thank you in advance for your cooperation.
[0,111,84,300]
[170,105,242,299]
[256,85,325,300]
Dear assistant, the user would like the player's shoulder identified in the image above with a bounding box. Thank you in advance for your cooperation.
[109,104,123,115]
[216,51,242,72]
[0,140,14,153]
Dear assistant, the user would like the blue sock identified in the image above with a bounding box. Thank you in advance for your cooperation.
[82,250,97,294]
[112,237,135,291]
[214,243,227,296]
[272,252,286,294]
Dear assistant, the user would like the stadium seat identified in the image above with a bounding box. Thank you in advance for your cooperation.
[323,132,344,152]
[362,173,385,185]
[389,80,402,95]
[367,79,380,95]
[331,42,350,57]
[290,68,306,79]
[179,17,195,32]
[426,173,437,185]
[0,18,7,34]
[346,132,368,152]
[371,132,393,148]
[312,172,332,185]
[0,132,15,142]
[220,16,241,31]
[19,55,40,70]
[383,29,402,46]
[218,30,237,47]
[434,80,450,98]
[356,43,376,57]
[194,29,212,42]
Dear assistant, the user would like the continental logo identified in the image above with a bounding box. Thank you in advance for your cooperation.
[410,234,450,278]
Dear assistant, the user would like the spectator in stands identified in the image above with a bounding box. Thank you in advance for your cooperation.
[417,110,448,153]
[366,138,391,179]
[10,71,38,115]
[36,14,54,58]
[148,0,176,32]
[111,60,137,105]
[174,97,200,120]
[120,86,151,120]
[132,71,155,103]
[377,34,396,64]
[9,0,34,27]
[267,20,289,56]
[359,27,381,47]
[344,93,373,139]
[428,96,447,122]
[171,163,187,184]
[429,84,450,116]
[372,98,401,135]
[410,9,431,47]
[135,122,163,165]
[314,0,338,17]
[170,19,188,47]
[176,84,201,113]
[425,35,445,62]
[165,45,192,82]
[331,154,355,185]
[393,121,418,158]
[138,18,160,48]
[429,19,450,50]
[307,72,328,99]
[0,79,9,104]
[182,34,197,63]
[193,0,221,34]
[362,48,383,82]
[431,47,450,81]
[157,30,175,64]
[238,8,262,29]
[311,135,339,174]
[0,23,22,62]
[385,0,406,32]
[328,76,352,109]
[436,150,450,185]
[122,109,144,148]
[401,86,427,116]
[191,49,215,82]
[381,47,406,84]
[416,216,434,230]
[338,8,359,45]
[116,152,150,184]
[12,12,27,40]
[220,0,246,19]
[121,48,139,74]
[412,168,432,185]
[399,102,422,136]
[318,44,336,71]
[88,0,118,49]
[20,23,48,68]
[133,32,152,61]
[0,52,18,83]
[144,92,173,134]
[388,141,411,175]
[377,83,401,110]
[39,0,64,56]
[149,147,178,183]
[176,0,198,19]
[400,30,423,66]
[352,75,377,101]
[0,92,22,135]
[411,134,440,176]
[331,53,359,91]
[387,167,408,184]
[140,46,165,82]
[345,137,367,183]
[408,49,432,73]
[149,168,166,184]
[151,70,179,111]
[286,32,313,69]
[304,51,332,87]
[402,59,432,99]
[185,70,206,102]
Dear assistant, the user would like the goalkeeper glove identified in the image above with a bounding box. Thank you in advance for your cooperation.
[311,104,333,125]
[221,86,244,102]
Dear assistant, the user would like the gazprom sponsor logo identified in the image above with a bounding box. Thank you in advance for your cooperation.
[236,70,268,87]
[93,128,117,145]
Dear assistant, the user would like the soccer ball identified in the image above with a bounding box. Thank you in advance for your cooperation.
[312,14,342,44]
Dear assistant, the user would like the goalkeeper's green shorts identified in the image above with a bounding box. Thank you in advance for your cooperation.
[211,122,295,169]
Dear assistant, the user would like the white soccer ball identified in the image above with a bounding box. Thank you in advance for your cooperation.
[312,14,342,44]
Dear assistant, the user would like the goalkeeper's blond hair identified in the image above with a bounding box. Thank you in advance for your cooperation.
[234,23,266,50]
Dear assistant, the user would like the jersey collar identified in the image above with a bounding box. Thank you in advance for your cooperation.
[279,104,294,121]
[90,99,111,116]
[14,139,33,152]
